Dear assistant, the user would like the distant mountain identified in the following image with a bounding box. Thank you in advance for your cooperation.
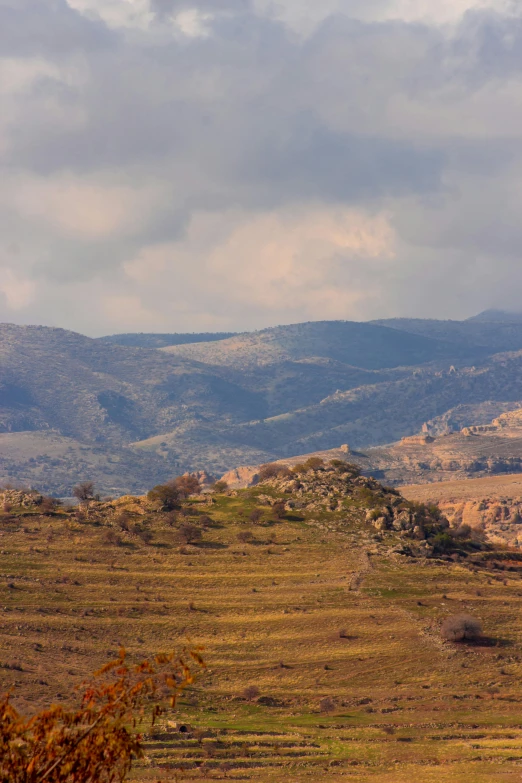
[98,332,236,348]
[161,320,488,370]
[4,318,522,495]
[371,317,522,351]
[466,309,522,323]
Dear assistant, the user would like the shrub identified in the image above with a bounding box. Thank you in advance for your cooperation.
[147,484,180,511]
[0,646,204,783]
[212,480,228,492]
[198,515,213,528]
[329,459,360,475]
[272,501,287,520]
[431,532,454,553]
[102,529,123,546]
[319,697,335,713]
[73,481,96,502]
[115,511,132,531]
[237,530,254,544]
[40,496,60,514]
[242,685,260,701]
[303,457,324,470]
[178,524,203,545]
[249,508,263,524]
[441,614,483,642]
[164,511,179,527]
[258,463,291,481]
[171,475,201,499]
[137,529,153,545]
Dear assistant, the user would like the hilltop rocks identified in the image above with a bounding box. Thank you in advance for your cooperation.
[0,489,43,508]
[255,461,450,552]
[220,466,260,489]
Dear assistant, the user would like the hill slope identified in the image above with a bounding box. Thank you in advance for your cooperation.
[162,320,488,370]
[98,332,236,348]
[2,464,522,782]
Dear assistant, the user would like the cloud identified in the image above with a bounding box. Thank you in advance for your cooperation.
[1,0,522,332]
[0,267,36,311]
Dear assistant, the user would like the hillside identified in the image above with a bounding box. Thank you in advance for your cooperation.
[99,332,236,348]
[2,462,522,782]
[371,317,522,352]
[161,320,488,370]
[7,318,522,494]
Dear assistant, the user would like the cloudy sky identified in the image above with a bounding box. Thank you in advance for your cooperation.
[1,0,522,335]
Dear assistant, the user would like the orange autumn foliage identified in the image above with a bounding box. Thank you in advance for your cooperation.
[0,646,205,783]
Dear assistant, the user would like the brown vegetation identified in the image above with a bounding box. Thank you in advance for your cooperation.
[441,614,483,642]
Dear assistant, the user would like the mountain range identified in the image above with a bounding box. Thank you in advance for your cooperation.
[3,310,522,494]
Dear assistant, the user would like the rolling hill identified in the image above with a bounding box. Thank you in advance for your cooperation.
[5,316,522,494]
[2,464,522,782]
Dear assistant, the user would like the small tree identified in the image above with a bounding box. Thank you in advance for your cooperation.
[178,523,203,545]
[73,482,96,503]
[212,480,228,493]
[272,501,286,520]
[441,614,483,642]
[147,484,180,511]
[0,646,204,783]
[171,475,201,499]
[304,457,324,471]
[242,685,260,701]
[237,530,254,544]
[249,508,263,524]
[258,463,291,482]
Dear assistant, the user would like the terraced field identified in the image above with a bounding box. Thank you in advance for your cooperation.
[1,478,522,781]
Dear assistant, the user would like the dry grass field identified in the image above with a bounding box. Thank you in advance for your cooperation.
[2,478,522,782]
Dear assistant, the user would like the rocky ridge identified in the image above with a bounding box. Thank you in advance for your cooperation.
[250,461,476,559]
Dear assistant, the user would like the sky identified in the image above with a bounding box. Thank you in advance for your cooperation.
[1,0,522,335]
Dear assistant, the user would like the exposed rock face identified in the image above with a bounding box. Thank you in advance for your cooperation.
[0,489,43,508]
[184,470,216,489]
[220,466,260,489]
[401,473,522,549]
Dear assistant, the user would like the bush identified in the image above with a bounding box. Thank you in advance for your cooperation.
[171,475,201,499]
[102,529,123,546]
[40,496,61,514]
[164,511,179,527]
[212,480,228,492]
[178,524,203,545]
[272,501,287,520]
[441,614,483,642]
[237,530,254,544]
[0,647,204,783]
[319,697,335,713]
[329,459,360,475]
[147,484,180,511]
[242,685,260,701]
[198,515,213,528]
[115,511,132,531]
[303,457,324,470]
[249,508,263,524]
[258,463,291,481]
[73,481,96,502]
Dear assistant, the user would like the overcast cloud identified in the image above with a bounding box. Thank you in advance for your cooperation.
[1,0,522,335]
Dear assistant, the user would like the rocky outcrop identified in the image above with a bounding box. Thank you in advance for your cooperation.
[220,466,261,489]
